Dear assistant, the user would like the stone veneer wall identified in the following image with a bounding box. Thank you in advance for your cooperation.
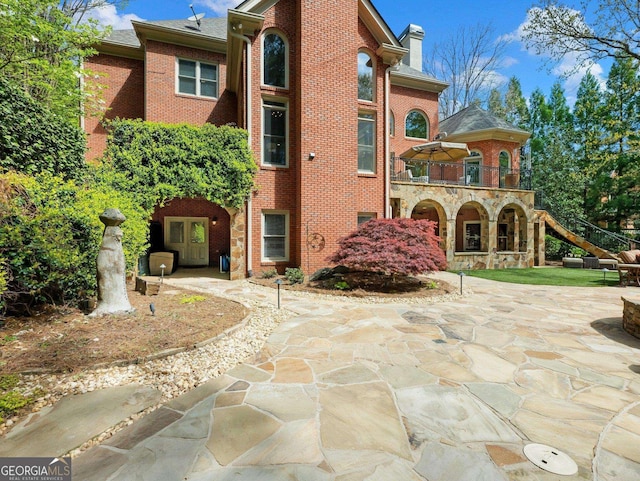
[228,207,246,280]
[391,182,536,270]
[622,297,640,339]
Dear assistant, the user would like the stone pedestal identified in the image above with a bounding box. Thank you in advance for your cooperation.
[622,297,640,339]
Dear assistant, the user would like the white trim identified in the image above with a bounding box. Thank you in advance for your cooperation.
[261,29,289,89]
[357,50,375,102]
[261,97,289,168]
[358,111,376,174]
[261,210,290,262]
[404,109,429,140]
[175,57,219,99]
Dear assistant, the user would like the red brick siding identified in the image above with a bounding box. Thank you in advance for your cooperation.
[84,55,145,161]
[144,40,236,125]
[466,139,521,170]
[151,198,230,266]
[389,85,440,158]
[248,0,299,275]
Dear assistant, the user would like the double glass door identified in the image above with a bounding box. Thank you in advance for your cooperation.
[164,217,209,266]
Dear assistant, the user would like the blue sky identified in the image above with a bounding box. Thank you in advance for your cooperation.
[91,0,608,106]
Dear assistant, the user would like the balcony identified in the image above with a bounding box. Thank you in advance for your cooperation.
[391,157,532,190]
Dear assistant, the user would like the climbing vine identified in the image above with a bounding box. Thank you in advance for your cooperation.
[98,120,257,211]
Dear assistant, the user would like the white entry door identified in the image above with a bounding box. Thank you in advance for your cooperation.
[164,217,209,266]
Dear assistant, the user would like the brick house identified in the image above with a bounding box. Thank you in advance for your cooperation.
[84,0,541,279]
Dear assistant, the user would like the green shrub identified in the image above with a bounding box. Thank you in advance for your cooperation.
[261,268,277,279]
[0,391,31,421]
[285,267,305,284]
[0,256,7,315]
[0,375,19,391]
[0,79,87,181]
[0,172,149,314]
[333,280,350,290]
[545,235,587,260]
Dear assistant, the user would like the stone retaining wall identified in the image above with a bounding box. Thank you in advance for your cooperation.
[622,296,640,339]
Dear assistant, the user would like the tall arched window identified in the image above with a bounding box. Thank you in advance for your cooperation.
[389,110,395,137]
[405,110,429,139]
[263,31,287,88]
[358,52,373,101]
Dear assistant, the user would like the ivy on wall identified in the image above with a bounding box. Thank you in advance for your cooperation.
[99,119,257,211]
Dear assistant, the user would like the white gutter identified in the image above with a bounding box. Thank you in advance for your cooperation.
[229,26,253,276]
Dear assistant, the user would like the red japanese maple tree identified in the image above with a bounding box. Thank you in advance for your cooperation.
[327,218,447,276]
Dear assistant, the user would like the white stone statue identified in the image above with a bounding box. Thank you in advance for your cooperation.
[90,208,134,316]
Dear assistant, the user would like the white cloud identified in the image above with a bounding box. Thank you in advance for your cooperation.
[88,4,144,30]
[503,8,607,104]
[501,56,519,68]
[552,51,606,102]
[195,0,243,16]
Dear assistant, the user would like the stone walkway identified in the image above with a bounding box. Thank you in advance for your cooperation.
[10,273,640,480]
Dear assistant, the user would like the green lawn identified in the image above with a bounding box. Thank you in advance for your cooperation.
[459,267,620,287]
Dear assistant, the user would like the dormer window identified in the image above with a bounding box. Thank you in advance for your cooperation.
[405,110,429,139]
[263,31,287,88]
[358,52,374,101]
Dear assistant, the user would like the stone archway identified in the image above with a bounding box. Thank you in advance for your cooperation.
[496,204,528,252]
[455,201,490,253]
[410,200,447,239]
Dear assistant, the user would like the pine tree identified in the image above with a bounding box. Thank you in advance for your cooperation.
[599,56,640,229]
[573,72,605,219]
[504,77,530,129]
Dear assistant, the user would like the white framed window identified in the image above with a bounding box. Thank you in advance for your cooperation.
[465,150,482,185]
[262,211,289,261]
[358,112,375,173]
[389,110,395,137]
[405,110,429,139]
[358,51,374,101]
[357,213,376,226]
[263,31,288,88]
[176,58,218,98]
[262,99,288,167]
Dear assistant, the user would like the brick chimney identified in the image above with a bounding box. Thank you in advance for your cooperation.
[399,24,425,71]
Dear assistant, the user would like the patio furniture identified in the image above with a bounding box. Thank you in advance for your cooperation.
[618,264,640,287]
[582,256,599,269]
[396,170,413,182]
[617,249,640,287]
[562,257,583,268]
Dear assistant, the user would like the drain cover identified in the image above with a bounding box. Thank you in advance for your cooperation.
[523,443,578,475]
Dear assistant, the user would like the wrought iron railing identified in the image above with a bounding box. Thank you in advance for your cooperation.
[539,198,639,252]
[391,157,532,190]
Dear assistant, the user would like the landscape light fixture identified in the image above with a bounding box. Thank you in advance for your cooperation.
[458,271,466,295]
[160,264,166,283]
[602,267,609,286]
[275,278,283,309]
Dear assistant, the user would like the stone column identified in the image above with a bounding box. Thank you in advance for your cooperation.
[228,207,247,281]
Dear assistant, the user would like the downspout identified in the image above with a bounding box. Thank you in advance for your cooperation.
[230,26,253,276]
[384,62,398,218]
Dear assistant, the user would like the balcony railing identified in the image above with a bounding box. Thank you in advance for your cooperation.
[391,157,532,190]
